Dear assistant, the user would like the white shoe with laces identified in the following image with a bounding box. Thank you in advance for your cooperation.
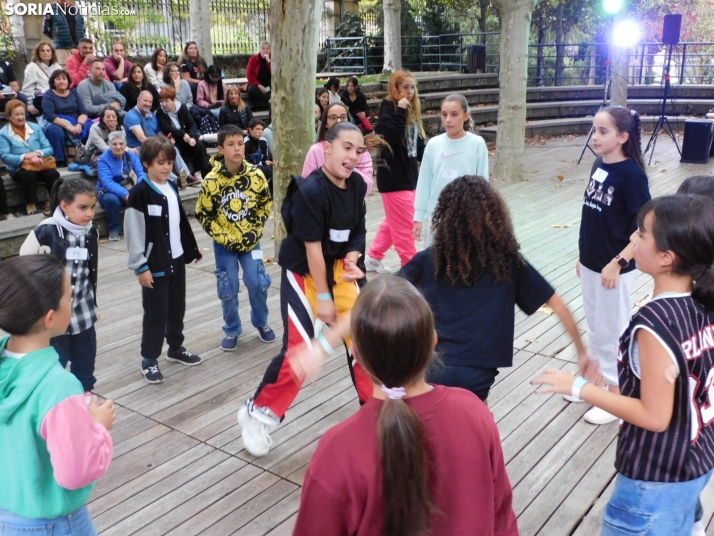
[365,254,391,274]
[237,401,278,457]
[584,406,618,425]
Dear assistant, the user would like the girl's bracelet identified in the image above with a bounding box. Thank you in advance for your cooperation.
[572,376,589,400]
[317,293,332,301]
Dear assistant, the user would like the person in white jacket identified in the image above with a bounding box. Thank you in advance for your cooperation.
[22,42,62,117]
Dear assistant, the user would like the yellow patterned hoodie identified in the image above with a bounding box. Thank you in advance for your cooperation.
[195,155,272,253]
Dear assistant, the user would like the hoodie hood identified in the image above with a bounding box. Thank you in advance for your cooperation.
[0,337,61,424]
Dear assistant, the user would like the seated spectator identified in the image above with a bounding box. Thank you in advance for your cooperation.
[104,40,132,87]
[157,86,211,179]
[123,90,195,186]
[120,64,159,112]
[244,119,272,195]
[341,76,373,133]
[144,47,167,88]
[42,0,86,66]
[316,87,329,111]
[97,131,146,241]
[65,38,107,88]
[22,42,62,116]
[0,177,12,220]
[42,69,89,166]
[246,41,271,107]
[196,64,226,119]
[76,59,126,118]
[0,99,59,215]
[218,85,253,132]
[0,58,28,112]
[314,102,322,134]
[85,107,128,174]
[179,41,206,101]
[161,62,193,109]
[324,77,342,105]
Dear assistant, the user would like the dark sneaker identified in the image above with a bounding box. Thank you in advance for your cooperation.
[166,347,202,366]
[258,325,276,343]
[141,362,164,384]
[221,335,238,351]
[187,175,202,187]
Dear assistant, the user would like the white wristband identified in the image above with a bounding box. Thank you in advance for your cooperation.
[572,376,589,400]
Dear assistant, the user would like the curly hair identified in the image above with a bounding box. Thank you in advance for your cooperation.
[431,176,522,286]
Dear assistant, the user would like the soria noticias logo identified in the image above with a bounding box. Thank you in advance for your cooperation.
[4,2,137,16]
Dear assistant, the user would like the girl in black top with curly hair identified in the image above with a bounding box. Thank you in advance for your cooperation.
[400,175,594,401]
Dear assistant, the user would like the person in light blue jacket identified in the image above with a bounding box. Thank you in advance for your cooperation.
[0,99,59,215]
[97,131,146,241]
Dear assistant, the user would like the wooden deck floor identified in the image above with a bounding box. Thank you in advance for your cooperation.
[86,135,714,535]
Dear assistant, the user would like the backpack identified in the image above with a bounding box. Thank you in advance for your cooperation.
[200,113,220,135]
[246,144,263,166]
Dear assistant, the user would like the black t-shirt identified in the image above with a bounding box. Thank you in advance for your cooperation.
[399,249,555,368]
[579,158,650,273]
[279,169,367,276]
[0,61,16,86]
[65,12,77,44]
[258,56,271,87]
[180,59,205,81]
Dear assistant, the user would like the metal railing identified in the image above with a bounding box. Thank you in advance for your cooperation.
[324,34,714,87]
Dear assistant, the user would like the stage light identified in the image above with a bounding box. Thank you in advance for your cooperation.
[613,21,640,47]
[603,0,622,14]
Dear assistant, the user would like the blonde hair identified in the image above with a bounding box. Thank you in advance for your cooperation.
[224,85,245,111]
[387,71,425,139]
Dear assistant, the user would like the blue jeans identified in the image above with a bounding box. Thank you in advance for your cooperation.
[602,469,714,536]
[51,325,97,392]
[213,242,271,337]
[98,190,124,233]
[43,122,67,162]
[0,505,97,535]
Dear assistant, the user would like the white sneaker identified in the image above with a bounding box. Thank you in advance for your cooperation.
[584,406,618,425]
[365,254,391,274]
[692,520,705,536]
[237,405,273,457]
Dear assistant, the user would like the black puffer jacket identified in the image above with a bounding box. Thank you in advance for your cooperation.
[218,103,254,130]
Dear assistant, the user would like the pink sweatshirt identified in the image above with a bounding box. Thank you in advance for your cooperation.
[197,80,228,109]
[302,142,374,195]
[40,394,113,489]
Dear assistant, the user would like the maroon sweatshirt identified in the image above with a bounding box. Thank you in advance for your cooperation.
[293,385,518,536]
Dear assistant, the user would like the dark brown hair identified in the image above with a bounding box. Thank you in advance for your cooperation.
[31,41,58,65]
[431,176,522,286]
[599,106,645,170]
[0,255,66,335]
[128,64,148,89]
[140,135,176,167]
[442,93,473,133]
[677,176,714,199]
[162,62,182,85]
[150,47,167,71]
[48,69,70,90]
[638,194,714,309]
[217,124,244,147]
[50,177,96,213]
[351,276,436,536]
[316,102,350,142]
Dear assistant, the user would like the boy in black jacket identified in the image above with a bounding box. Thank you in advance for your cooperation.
[244,118,273,196]
[124,136,203,384]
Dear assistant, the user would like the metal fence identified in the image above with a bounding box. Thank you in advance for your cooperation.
[92,0,269,57]
[325,34,714,86]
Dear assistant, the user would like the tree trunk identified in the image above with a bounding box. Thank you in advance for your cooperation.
[189,0,212,66]
[478,0,489,44]
[554,1,565,85]
[270,0,322,258]
[382,0,402,74]
[492,0,535,183]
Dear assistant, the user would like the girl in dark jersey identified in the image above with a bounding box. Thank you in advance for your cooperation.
[535,194,714,535]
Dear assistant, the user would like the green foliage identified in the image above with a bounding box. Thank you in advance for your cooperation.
[336,10,365,38]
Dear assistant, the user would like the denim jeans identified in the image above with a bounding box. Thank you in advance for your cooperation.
[213,242,271,337]
[0,505,97,535]
[97,191,124,233]
[602,468,714,536]
[51,325,97,392]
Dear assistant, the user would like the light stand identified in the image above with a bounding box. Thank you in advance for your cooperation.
[643,43,682,164]
[578,59,611,164]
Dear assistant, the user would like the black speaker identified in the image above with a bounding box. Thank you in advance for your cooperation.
[662,14,682,45]
[681,119,713,164]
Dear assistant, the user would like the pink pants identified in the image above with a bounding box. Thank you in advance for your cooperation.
[368,190,417,267]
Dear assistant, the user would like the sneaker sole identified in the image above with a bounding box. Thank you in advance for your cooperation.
[258,335,276,344]
[221,345,238,352]
[165,356,203,366]
[140,368,164,384]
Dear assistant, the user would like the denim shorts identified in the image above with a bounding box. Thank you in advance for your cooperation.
[602,468,714,536]
[0,505,97,536]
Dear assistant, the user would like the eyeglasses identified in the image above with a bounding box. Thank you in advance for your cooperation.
[328,115,348,122]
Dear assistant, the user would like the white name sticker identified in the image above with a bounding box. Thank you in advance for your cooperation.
[148,204,162,217]
[440,168,459,180]
[66,247,88,261]
[592,168,609,183]
[251,248,263,260]
[329,229,350,243]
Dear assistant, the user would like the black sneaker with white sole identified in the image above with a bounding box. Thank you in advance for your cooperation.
[141,362,164,384]
[165,347,202,366]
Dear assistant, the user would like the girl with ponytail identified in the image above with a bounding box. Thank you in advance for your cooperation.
[292,277,518,535]
[574,105,651,425]
[535,194,714,534]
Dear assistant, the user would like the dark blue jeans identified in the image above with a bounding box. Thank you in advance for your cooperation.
[51,325,97,392]
[98,191,124,233]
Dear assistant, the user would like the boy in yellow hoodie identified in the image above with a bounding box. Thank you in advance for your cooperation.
[196,124,274,350]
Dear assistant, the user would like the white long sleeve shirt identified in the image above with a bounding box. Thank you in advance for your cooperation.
[22,61,62,101]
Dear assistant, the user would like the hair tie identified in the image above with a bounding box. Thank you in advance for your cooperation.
[381,384,407,400]
[631,109,637,116]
